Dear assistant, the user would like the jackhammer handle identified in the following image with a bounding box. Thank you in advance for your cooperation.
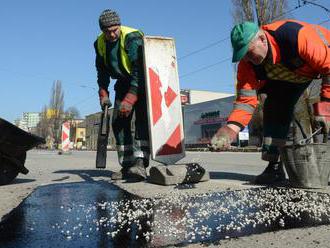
[101,105,110,135]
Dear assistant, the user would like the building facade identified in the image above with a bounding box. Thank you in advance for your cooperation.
[183,95,236,147]
[85,109,121,150]
[67,119,86,149]
[23,112,41,129]
[180,89,234,105]
[85,90,235,150]
[15,112,41,132]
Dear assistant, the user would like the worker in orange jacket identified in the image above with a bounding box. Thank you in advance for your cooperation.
[211,20,330,184]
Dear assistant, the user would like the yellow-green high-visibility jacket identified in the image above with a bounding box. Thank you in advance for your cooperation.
[96,25,143,75]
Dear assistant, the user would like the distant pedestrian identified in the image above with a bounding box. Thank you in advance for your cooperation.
[211,19,330,184]
[94,9,149,181]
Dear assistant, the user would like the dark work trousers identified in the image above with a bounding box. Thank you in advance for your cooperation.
[111,80,150,167]
[259,80,311,162]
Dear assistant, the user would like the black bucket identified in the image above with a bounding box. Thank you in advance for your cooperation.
[280,143,330,188]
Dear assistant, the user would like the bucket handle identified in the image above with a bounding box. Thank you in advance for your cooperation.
[297,127,323,145]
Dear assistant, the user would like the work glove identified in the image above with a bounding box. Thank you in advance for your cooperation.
[313,100,330,142]
[98,88,112,110]
[211,125,237,150]
[119,92,138,118]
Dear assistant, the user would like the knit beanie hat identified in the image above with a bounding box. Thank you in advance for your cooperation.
[99,9,121,30]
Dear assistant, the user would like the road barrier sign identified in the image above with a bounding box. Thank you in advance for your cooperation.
[143,36,185,165]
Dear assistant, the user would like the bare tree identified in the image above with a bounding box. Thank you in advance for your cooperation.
[231,0,289,25]
[36,80,66,148]
[36,105,49,137]
[254,0,289,25]
[49,80,64,146]
[232,0,254,23]
[36,105,54,148]
[49,80,64,116]
[64,106,81,120]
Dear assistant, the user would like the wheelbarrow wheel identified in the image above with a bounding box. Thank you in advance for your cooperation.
[0,157,19,185]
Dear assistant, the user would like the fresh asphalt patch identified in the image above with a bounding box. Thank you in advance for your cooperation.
[1,182,330,247]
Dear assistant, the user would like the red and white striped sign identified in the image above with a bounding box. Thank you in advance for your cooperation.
[143,36,185,164]
[61,121,70,152]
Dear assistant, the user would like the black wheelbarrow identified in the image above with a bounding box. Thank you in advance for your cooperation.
[0,118,45,185]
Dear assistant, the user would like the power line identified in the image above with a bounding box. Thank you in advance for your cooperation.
[40,3,330,118]
[318,19,330,25]
[179,57,231,79]
[45,20,330,116]
[179,2,326,79]
[302,0,330,16]
[75,83,97,90]
[1,2,321,90]
[275,1,313,19]
[178,37,230,61]
[70,93,97,108]
[179,16,329,79]
[0,67,96,89]
[177,0,314,63]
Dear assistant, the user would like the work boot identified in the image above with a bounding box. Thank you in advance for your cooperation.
[111,167,130,180]
[127,158,147,181]
[254,162,286,185]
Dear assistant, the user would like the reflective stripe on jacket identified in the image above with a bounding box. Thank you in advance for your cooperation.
[96,26,143,75]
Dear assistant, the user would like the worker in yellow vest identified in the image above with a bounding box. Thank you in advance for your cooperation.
[94,9,149,181]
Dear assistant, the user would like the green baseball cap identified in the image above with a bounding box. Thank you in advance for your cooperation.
[231,22,259,63]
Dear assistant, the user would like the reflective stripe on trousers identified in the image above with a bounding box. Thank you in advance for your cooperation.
[112,86,150,167]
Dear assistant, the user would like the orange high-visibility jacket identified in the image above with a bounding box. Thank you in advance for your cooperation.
[227,20,330,130]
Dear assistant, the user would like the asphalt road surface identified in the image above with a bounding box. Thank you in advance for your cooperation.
[0,150,330,248]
